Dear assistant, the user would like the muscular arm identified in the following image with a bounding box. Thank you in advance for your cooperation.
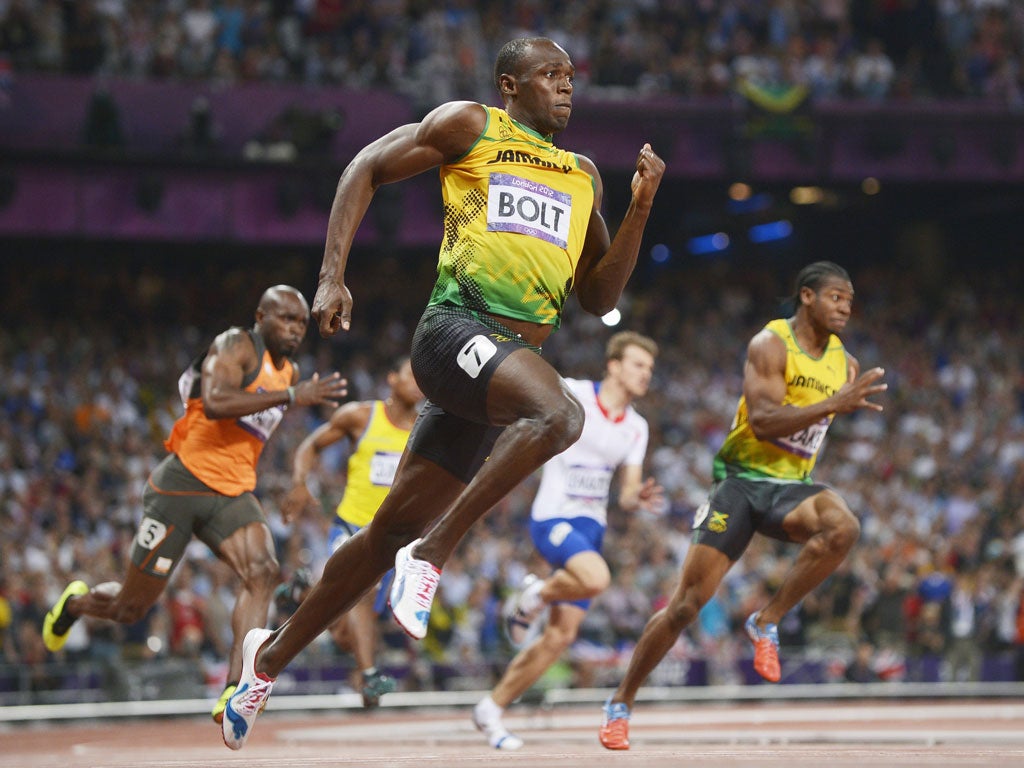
[281,401,372,522]
[313,101,488,337]
[291,401,371,485]
[200,328,292,419]
[744,330,885,440]
[573,144,665,316]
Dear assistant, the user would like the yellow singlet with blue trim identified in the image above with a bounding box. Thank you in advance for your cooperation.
[335,401,411,527]
[714,318,849,483]
[427,105,596,328]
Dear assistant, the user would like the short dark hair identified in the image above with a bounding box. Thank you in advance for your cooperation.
[388,355,411,374]
[494,37,548,92]
[791,261,851,306]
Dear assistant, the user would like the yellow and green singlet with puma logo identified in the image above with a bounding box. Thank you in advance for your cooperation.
[714,318,849,483]
[427,105,596,329]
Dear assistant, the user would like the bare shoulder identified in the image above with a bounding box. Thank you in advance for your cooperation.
[748,325,783,351]
[575,152,599,178]
[210,326,254,357]
[425,100,489,123]
[747,327,786,369]
[419,101,489,158]
[329,398,373,432]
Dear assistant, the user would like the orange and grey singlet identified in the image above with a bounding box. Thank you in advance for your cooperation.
[713,318,849,483]
[335,400,411,528]
[427,105,596,328]
[165,330,294,496]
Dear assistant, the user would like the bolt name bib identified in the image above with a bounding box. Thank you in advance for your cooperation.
[486,172,572,249]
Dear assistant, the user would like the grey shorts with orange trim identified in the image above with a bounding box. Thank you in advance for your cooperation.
[130,453,265,577]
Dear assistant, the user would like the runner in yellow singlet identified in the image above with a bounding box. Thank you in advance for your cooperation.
[281,357,422,708]
[222,37,665,751]
[598,261,888,751]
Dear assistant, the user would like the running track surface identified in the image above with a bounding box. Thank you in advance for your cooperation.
[4,700,1023,768]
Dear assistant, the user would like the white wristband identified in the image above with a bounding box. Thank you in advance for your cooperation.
[287,385,296,404]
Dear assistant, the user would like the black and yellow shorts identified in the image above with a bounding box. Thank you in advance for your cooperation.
[691,475,831,561]
[129,453,266,578]
[407,303,539,483]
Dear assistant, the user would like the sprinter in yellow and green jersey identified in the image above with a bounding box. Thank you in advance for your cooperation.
[600,262,887,751]
[223,38,665,751]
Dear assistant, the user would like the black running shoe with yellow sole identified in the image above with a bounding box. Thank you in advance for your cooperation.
[42,580,88,652]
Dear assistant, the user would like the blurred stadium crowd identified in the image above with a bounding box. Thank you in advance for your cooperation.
[1,0,1023,111]
[2,0,1024,703]
[1,248,1023,700]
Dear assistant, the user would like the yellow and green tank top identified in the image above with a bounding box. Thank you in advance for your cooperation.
[336,400,411,527]
[714,318,849,483]
[428,105,596,328]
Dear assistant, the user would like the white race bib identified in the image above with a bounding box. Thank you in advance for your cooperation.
[369,451,401,487]
[237,403,285,442]
[486,172,572,249]
[136,516,168,550]
[565,465,613,501]
[772,418,830,459]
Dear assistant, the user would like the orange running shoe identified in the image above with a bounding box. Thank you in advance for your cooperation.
[598,699,631,750]
[745,612,781,683]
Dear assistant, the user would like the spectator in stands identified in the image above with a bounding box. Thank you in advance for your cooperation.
[849,37,896,100]
[862,563,913,655]
[0,0,37,70]
[1,0,1015,106]
[844,639,881,683]
[63,0,109,75]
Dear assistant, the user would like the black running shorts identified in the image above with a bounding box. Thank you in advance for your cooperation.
[407,303,538,483]
[691,475,832,561]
